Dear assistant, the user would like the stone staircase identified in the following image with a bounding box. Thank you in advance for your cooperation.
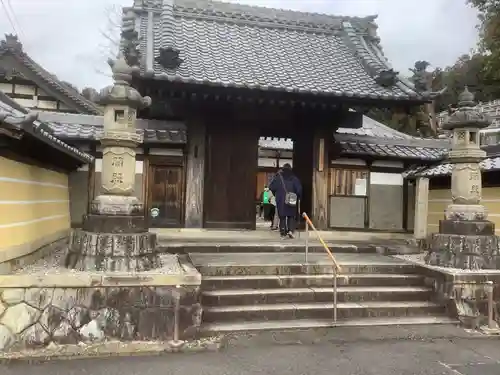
[189,251,458,334]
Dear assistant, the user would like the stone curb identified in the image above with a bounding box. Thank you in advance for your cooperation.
[0,271,201,289]
[0,338,226,364]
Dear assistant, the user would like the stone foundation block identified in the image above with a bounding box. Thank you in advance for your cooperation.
[83,214,148,234]
[439,219,495,236]
[426,232,500,270]
[67,230,159,271]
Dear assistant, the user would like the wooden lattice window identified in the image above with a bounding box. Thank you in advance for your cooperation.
[330,168,369,196]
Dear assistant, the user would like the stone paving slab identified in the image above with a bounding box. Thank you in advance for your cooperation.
[153,228,412,242]
[189,252,408,267]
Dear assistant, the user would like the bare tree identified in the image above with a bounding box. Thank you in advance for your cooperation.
[81,87,99,102]
[94,4,122,78]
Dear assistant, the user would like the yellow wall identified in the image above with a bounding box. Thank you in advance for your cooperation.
[427,187,500,234]
[0,156,70,254]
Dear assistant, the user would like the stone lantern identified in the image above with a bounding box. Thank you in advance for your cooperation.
[426,87,498,269]
[65,56,159,272]
[91,57,150,216]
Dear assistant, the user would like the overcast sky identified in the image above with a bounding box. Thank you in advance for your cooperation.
[0,0,479,91]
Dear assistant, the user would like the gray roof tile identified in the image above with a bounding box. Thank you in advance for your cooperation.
[338,115,414,139]
[0,92,93,163]
[48,121,187,144]
[259,115,449,160]
[404,156,500,178]
[124,0,423,100]
[0,35,102,115]
[339,141,445,160]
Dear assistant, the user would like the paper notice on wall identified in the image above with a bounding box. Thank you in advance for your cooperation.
[354,178,367,196]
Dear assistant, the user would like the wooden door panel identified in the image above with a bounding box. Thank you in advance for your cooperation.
[148,165,183,227]
[204,124,258,229]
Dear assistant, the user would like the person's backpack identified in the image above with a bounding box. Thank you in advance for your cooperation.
[262,190,270,204]
[278,173,298,207]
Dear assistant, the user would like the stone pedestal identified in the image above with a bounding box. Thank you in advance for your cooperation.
[66,230,159,272]
[427,220,500,269]
[83,214,148,233]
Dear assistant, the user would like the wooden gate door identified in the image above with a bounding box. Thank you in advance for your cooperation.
[147,164,184,228]
[204,123,258,229]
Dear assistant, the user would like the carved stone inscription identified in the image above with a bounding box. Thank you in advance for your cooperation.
[451,163,481,205]
[127,109,136,128]
[101,146,136,195]
[112,156,124,168]
[111,172,124,184]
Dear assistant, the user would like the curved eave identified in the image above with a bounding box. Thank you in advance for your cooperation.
[137,71,426,103]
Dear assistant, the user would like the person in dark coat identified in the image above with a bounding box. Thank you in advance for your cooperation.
[269,163,302,238]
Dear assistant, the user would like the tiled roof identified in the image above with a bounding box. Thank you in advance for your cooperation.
[338,115,415,140]
[259,115,449,160]
[37,110,450,161]
[42,114,298,149]
[0,35,102,115]
[50,122,187,144]
[122,0,423,101]
[339,141,445,160]
[0,92,93,163]
[404,156,500,178]
[37,112,187,145]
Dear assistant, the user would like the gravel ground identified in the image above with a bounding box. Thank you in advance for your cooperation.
[13,249,66,274]
[12,250,184,276]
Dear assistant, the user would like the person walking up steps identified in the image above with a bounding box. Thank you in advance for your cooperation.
[269,163,302,239]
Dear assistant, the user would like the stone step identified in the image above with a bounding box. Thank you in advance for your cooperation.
[202,273,426,290]
[197,263,419,277]
[200,316,460,334]
[202,301,446,323]
[201,286,433,306]
[159,243,377,254]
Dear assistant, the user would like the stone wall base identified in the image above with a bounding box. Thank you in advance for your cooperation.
[420,266,500,330]
[0,285,201,352]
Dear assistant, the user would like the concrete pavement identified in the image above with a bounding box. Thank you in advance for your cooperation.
[3,325,500,375]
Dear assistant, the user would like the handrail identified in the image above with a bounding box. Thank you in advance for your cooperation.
[302,212,341,322]
[302,213,342,273]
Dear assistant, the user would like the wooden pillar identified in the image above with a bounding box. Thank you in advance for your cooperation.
[292,131,313,228]
[312,129,330,230]
[414,177,429,240]
[184,120,206,228]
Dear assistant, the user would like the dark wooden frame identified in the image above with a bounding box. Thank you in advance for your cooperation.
[146,154,186,228]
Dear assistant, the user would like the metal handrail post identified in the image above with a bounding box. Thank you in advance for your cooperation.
[305,222,309,264]
[333,268,338,323]
[488,281,495,329]
[302,212,340,324]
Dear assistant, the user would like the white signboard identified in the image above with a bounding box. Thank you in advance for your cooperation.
[354,178,367,196]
